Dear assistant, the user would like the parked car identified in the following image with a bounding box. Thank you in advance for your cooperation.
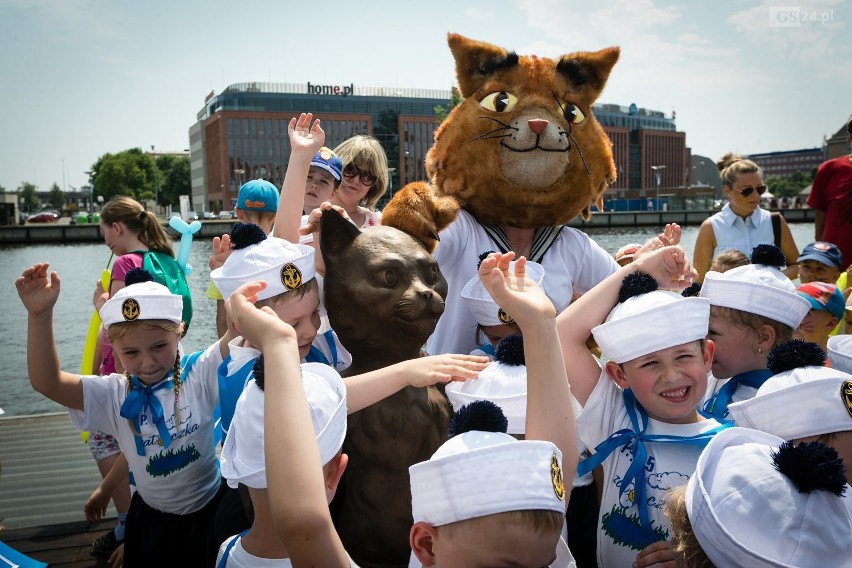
[27,210,60,223]
[202,211,216,220]
[218,210,235,219]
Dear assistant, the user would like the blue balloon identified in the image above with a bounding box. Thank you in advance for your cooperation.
[169,216,202,275]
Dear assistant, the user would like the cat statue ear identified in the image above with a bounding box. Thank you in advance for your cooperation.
[319,207,361,259]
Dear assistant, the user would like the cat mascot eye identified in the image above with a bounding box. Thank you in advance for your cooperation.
[384,269,398,287]
[479,91,518,113]
[563,102,585,124]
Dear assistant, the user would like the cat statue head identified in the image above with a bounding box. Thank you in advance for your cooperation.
[426,33,620,228]
[320,208,448,373]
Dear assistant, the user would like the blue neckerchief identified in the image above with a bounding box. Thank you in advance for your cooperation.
[216,529,250,568]
[477,343,496,357]
[119,372,178,457]
[577,389,731,548]
[701,369,772,421]
[305,330,338,368]
[216,354,256,444]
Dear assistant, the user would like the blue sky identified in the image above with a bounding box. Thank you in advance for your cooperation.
[1,0,849,193]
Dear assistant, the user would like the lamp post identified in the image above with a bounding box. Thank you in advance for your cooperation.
[84,170,94,214]
[233,169,245,210]
[651,165,666,211]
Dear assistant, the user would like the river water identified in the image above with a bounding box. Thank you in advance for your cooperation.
[0,222,817,417]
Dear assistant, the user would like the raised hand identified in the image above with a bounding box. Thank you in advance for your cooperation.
[298,201,352,237]
[288,112,325,156]
[634,223,682,261]
[633,246,696,291]
[209,232,233,271]
[16,262,61,317]
[478,252,556,327]
[225,281,297,349]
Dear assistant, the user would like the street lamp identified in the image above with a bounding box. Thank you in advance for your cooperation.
[651,165,666,211]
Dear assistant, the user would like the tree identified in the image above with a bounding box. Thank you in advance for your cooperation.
[154,155,191,207]
[48,182,66,210]
[434,86,462,123]
[17,181,38,212]
[90,148,157,203]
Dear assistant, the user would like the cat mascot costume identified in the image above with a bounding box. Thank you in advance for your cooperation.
[383,33,622,358]
[333,33,622,567]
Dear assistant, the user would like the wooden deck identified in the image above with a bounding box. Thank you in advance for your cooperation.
[0,413,118,566]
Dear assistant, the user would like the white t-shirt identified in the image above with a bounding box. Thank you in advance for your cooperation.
[428,210,618,356]
[576,371,725,568]
[216,534,359,567]
[70,342,223,515]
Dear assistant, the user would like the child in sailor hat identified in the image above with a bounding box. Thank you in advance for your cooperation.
[664,427,852,568]
[555,246,730,567]
[17,264,231,565]
[728,339,852,485]
[460,253,546,358]
[699,244,811,421]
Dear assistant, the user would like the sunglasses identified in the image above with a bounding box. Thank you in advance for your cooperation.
[735,184,768,198]
[342,165,377,186]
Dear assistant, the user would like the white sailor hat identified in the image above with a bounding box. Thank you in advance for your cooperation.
[593,289,709,364]
[828,334,852,374]
[445,360,528,435]
[728,364,852,441]
[461,261,545,327]
[211,235,315,302]
[700,260,809,330]
[99,280,183,329]
[220,362,347,489]
[686,427,852,568]
[409,432,566,527]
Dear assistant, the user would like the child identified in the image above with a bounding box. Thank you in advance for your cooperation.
[459,257,544,357]
[664,427,852,567]
[304,147,343,215]
[797,240,843,285]
[332,134,389,229]
[698,245,810,420]
[226,251,577,567]
[208,178,280,338]
[795,281,845,351]
[707,249,749,273]
[88,194,180,556]
[728,340,852,484]
[556,246,729,567]
[16,264,230,567]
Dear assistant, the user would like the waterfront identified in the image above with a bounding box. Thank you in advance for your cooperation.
[1,222,817,417]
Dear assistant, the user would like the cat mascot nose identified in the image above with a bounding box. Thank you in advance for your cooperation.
[528,118,548,134]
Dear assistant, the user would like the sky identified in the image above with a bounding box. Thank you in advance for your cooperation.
[1,0,849,194]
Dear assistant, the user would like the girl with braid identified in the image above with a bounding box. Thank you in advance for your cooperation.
[17,265,231,568]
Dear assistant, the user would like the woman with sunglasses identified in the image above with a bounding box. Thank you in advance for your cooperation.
[331,135,389,229]
[693,152,799,282]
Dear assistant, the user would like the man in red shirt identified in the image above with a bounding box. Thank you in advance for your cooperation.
[808,117,852,271]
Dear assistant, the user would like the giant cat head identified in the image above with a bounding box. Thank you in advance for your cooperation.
[427,33,619,228]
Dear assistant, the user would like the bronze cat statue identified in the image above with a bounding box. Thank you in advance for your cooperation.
[320,208,451,568]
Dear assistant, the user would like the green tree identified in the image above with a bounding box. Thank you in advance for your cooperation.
[17,181,38,212]
[434,86,462,123]
[48,182,66,210]
[155,155,191,207]
[373,109,401,209]
[90,148,157,203]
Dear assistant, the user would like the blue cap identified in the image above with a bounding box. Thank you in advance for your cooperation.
[310,147,343,181]
[237,180,279,212]
[797,241,843,269]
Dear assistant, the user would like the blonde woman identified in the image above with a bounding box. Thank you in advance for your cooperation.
[693,153,798,282]
[331,135,389,228]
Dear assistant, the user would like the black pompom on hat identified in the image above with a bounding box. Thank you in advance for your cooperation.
[448,400,508,438]
[766,340,827,374]
[750,244,786,268]
[230,222,267,250]
[495,334,525,366]
[772,440,847,497]
[124,267,154,286]
[617,272,658,304]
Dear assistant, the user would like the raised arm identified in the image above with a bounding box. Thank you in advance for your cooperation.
[226,281,349,567]
[478,253,577,475]
[343,353,488,413]
[273,113,325,243]
[556,247,696,407]
[16,263,84,410]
